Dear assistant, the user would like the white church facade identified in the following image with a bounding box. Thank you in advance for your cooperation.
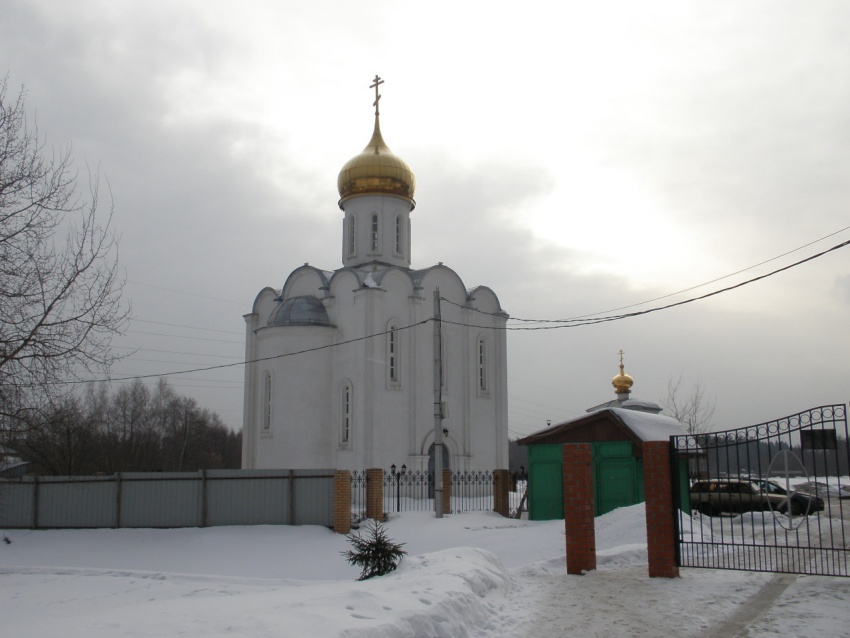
[242,78,509,472]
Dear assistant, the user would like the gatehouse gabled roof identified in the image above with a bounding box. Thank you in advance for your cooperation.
[516,407,686,449]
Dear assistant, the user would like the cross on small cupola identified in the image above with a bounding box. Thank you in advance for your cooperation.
[370,74,384,116]
[611,349,634,397]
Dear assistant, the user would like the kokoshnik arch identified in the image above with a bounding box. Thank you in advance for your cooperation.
[242,77,509,472]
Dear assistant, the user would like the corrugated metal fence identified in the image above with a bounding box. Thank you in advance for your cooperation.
[0,469,335,529]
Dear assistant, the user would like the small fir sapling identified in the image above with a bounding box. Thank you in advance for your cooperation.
[342,519,406,580]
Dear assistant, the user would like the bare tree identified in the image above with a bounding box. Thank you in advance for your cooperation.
[664,374,716,435]
[0,76,129,429]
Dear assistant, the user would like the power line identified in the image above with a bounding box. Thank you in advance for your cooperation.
[441,237,850,330]
[111,345,242,360]
[52,235,848,387]
[105,372,241,384]
[126,329,243,345]
[127,280,246,306]
[130,318,243,336]
[114,357,245,367]
[443,231,850,325]
[520,224,850,322]
[57,318,431,386]
[125,224,849,330]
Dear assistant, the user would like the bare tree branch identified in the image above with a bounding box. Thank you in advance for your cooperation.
[663,373,716,435]
[0,76,130,431]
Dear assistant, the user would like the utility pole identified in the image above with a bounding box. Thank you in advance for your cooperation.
[433,288,443,518]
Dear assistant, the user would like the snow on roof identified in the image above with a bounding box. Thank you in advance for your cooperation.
[516,406,694,449]
[587,398,663,413]
[609,408,687,441]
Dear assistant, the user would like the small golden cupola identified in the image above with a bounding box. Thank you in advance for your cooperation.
[611,349,634,397]
[337,75,416,209]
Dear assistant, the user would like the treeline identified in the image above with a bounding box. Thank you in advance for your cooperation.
[696,436,849,478]
[15,379,241,475]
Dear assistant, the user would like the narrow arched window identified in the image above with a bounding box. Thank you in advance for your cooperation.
[477,338,487,392]
[262,372,272,431]
[341,382,352,444]
[395,214,402,254]
[371,214,379,251]
[348,215,356,256]
[388,324,399,385]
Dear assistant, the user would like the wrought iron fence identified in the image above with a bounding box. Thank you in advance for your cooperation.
[672,404,850,577]
[509,478,528,518]
[384,469,435,513]
[381,469,497,514]
[350,470,368,522]
[450,470,495,513]
[349,468,504,517]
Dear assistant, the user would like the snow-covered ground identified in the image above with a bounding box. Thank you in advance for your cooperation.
[2,505,850,637]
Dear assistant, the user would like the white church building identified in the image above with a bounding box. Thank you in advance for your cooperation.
[242,78,508,473]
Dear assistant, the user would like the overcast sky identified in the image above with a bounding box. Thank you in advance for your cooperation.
[2,0,848,439]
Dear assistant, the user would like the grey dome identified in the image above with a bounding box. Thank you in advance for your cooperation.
[268,296,331,327]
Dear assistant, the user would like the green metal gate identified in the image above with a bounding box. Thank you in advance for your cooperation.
[527,444,564,520]
[527,441,645,520]
[593,442,641,516]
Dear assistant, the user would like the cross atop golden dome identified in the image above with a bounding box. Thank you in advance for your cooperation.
[611,349,634,395]
[337,76,416,209]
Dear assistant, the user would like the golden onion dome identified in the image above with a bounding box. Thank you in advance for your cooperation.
[337,115,416,209]
[611,350,634,395]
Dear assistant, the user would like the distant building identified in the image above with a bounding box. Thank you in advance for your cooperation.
[0,445,28,478]
[242,78,508,472]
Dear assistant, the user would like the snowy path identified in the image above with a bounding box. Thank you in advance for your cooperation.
[504,563,772,638]
[700,573,797,638]
[3,508,850,637]
[500,564,850,638]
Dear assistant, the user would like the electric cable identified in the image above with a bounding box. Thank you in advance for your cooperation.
[48,235,849,387]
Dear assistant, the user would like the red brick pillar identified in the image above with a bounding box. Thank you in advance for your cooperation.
[442,469,452,515]
[644,442,680,578]
[493,469,510,517]
[333,470,351,534]
[366,468,384,521]
[563,443,596,575]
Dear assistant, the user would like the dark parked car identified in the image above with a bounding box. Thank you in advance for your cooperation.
[752,479,824,515]
[690,478,822,516]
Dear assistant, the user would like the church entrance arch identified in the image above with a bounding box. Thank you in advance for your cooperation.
[427,443,451,498]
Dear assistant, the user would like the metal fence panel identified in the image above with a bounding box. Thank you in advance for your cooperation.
[0,480,35,528]
[291,469,335,525]
[119,473,202,528]
[37,477,116,528]
[206,470,289,526]
[0,469,335,529]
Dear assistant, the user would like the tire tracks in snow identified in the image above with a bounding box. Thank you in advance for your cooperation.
[698,573,797,638]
